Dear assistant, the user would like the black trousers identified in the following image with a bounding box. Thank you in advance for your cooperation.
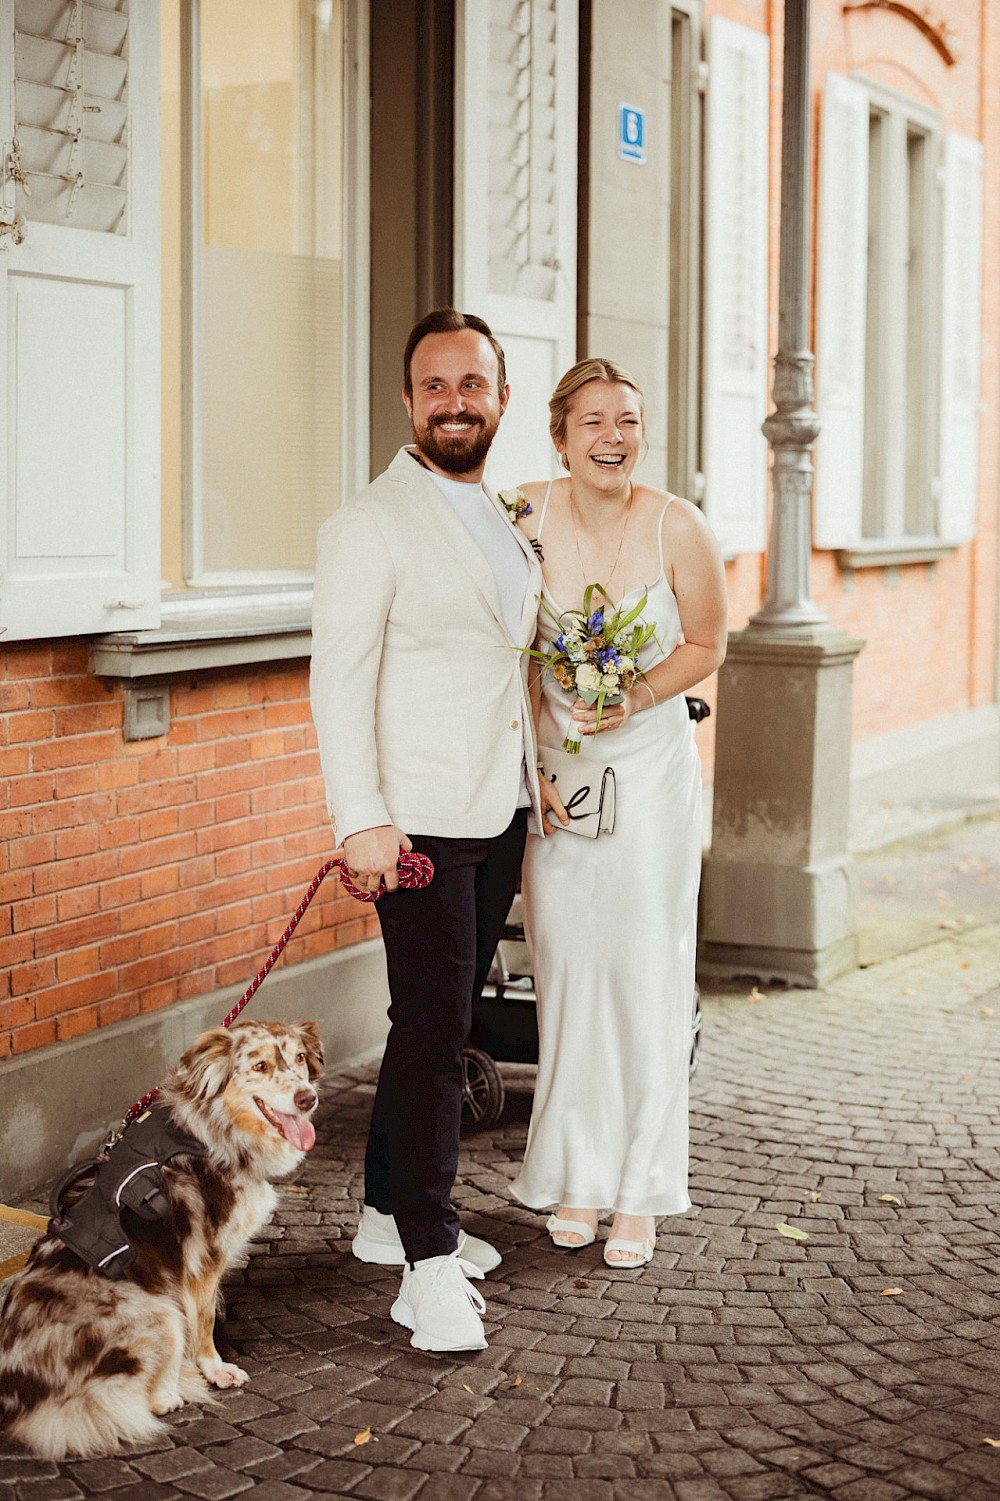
[364,808,527,1263]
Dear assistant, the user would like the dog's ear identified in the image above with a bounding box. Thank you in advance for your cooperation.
[296,1020,325,1079]
[176,1027,237,1100]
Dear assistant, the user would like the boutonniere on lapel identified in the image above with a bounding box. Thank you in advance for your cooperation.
[498,488,532,523]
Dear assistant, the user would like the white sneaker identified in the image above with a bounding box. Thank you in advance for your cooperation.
[352,1205,501,1277]
[390,1253,488,1352]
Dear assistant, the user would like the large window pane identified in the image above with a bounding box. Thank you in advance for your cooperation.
[160,0,344,587]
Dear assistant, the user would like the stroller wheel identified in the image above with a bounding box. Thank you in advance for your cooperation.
[459,1045,505,1133]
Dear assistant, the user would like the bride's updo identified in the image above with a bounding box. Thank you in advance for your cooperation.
[549,358,646,471]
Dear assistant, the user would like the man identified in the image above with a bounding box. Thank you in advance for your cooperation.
[310,309,541,1352]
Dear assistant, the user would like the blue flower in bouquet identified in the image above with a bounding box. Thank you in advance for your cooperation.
[497,487,533,523]
[587,608,605,635]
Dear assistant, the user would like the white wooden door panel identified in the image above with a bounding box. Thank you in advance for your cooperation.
[0,0,160,640]
[938,131,983,546]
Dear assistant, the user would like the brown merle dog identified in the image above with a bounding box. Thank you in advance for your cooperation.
[0,1019,323,1459]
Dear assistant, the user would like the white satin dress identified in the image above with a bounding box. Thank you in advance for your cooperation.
[511,497,701,1218]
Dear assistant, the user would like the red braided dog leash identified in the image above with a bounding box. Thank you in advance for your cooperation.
[114,851,433,1136]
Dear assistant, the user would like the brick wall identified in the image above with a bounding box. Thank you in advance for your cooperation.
[0,644,376,1061]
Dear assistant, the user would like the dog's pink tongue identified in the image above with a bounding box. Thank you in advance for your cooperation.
[275,1113,316,1151]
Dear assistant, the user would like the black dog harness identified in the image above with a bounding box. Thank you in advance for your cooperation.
[48,1108,207,1280]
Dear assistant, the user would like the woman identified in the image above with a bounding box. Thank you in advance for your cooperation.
[510,359,727,1267]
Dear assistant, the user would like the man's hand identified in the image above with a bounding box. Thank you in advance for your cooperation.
[343,826,413,895]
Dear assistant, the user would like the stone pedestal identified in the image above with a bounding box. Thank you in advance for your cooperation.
[700,625,865,987]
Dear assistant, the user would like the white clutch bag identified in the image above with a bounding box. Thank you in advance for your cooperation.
[538,744,616,838]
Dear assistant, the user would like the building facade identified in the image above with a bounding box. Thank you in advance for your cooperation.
[1,0,996,1194]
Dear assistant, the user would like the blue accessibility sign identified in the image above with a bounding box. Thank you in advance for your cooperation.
[618,103,646,164]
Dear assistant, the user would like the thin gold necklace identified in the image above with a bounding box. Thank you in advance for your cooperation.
[569,483,634,592]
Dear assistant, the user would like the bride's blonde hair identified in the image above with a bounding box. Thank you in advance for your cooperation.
[549,358,646,471]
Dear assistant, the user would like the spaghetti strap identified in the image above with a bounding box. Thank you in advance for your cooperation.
[657,498,673,576]
[537,475,557,540]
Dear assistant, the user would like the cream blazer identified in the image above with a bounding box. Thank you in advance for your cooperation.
[311,448,543,844]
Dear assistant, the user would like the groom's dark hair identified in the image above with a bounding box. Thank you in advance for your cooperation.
[403,308,507,398]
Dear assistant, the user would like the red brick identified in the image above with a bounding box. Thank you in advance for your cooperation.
[213,736,253,769]
[50,645,91,675]
[99,817,141,849]
[0,871,33,903]
[118,833,197,875]
[0,809,34,841]
[11,895,57,932]
[0,681,31,712]
[55,885,102,922]
[32,733,120,772]
[0,1036,10,1059]
[216,901,254,936]
[99,934,142,967]
[98,994,140,1028]
[197,817,268,856]
[98,760,139,790]
[33,850,118,895]
[138,980,180,1013]
[136,748,179,782]
[281,728,311,755]
[57,1005,99,1042]
[34,973,117,1018]
[56,945,101,982]
[11,958,58,996]
[54,766,99,798]
[120,894,186,933]
[176,744,216,775]
[54,824,100,860]
[99,875,142,909]
[9,773,55,808]
[33,792,116,834]
[0,746,31,777]
[250,731,285,760]
[264,752,318,785]
[8,833,56,870]
[212,680,253,710]
[197,708,266,741]
[179,856,216,890]
[117,778,196,816]
[12,1018,57,1053]
[138,808,179,841]
[29,675,105,708]
[120,953,182,990]
[215,847,253,880]
[0,997,34,1031]
[4,647,52,678]
[139,865,181,899]
[172,683,215,715]
[139,922,180,958]
[196,765,266,800]
[2,935,34,967]
[178,967,216,1002]
[177,803,214,832]
[215,792,252,823]
[178,912,216,946]
[54,701,121,737]
[35,912,117,958]
[9,710,55,743]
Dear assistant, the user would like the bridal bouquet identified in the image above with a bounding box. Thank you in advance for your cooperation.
[531,583,657,753]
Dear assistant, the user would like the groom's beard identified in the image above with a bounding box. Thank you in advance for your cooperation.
[412,410,499,475]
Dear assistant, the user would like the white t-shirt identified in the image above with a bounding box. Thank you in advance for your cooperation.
[427,467,532,810]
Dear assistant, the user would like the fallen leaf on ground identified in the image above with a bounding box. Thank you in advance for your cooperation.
[960,961,970,969]
[982,1437,1000,1448]
[982,1007,994,1018]
[354,1428,376,1446]
[900,987,916,996]
[510,1376,523,1387]
[750,986,766,1002]
[574,1278,589,1288]
[878,1194,903,1205]
[776,1222,809,1241]
[880,1288,904,1297]
[941,1116,955,1124]
[810,1192,822,1203]
[462,1385,475,1395]
[940,918,962,930]
[283,1184,311,1195]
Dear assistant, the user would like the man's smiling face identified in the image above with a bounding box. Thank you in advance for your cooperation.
[404,329,509,480]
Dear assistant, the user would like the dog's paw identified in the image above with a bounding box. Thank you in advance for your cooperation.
[198,1356,250,1389]
[152,1388,185,1414]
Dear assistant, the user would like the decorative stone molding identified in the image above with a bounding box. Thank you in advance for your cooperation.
[842,2,959,67]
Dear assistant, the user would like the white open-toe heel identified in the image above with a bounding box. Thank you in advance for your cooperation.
[604,1235,655,1268]
[546,1213,597,1249]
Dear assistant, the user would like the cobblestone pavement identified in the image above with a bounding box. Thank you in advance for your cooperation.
[3,912,999,1497]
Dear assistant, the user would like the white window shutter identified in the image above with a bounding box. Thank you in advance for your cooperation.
[454,0,577,490]
[702,16,770,555]
[0,0,160,641]
[814,74,869,549]
[938,131,983,546]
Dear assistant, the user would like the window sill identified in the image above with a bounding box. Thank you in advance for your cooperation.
[91,589,313,680]
[835,538,954,570]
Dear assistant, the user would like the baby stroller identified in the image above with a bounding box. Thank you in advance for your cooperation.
[460,696,711,1132]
